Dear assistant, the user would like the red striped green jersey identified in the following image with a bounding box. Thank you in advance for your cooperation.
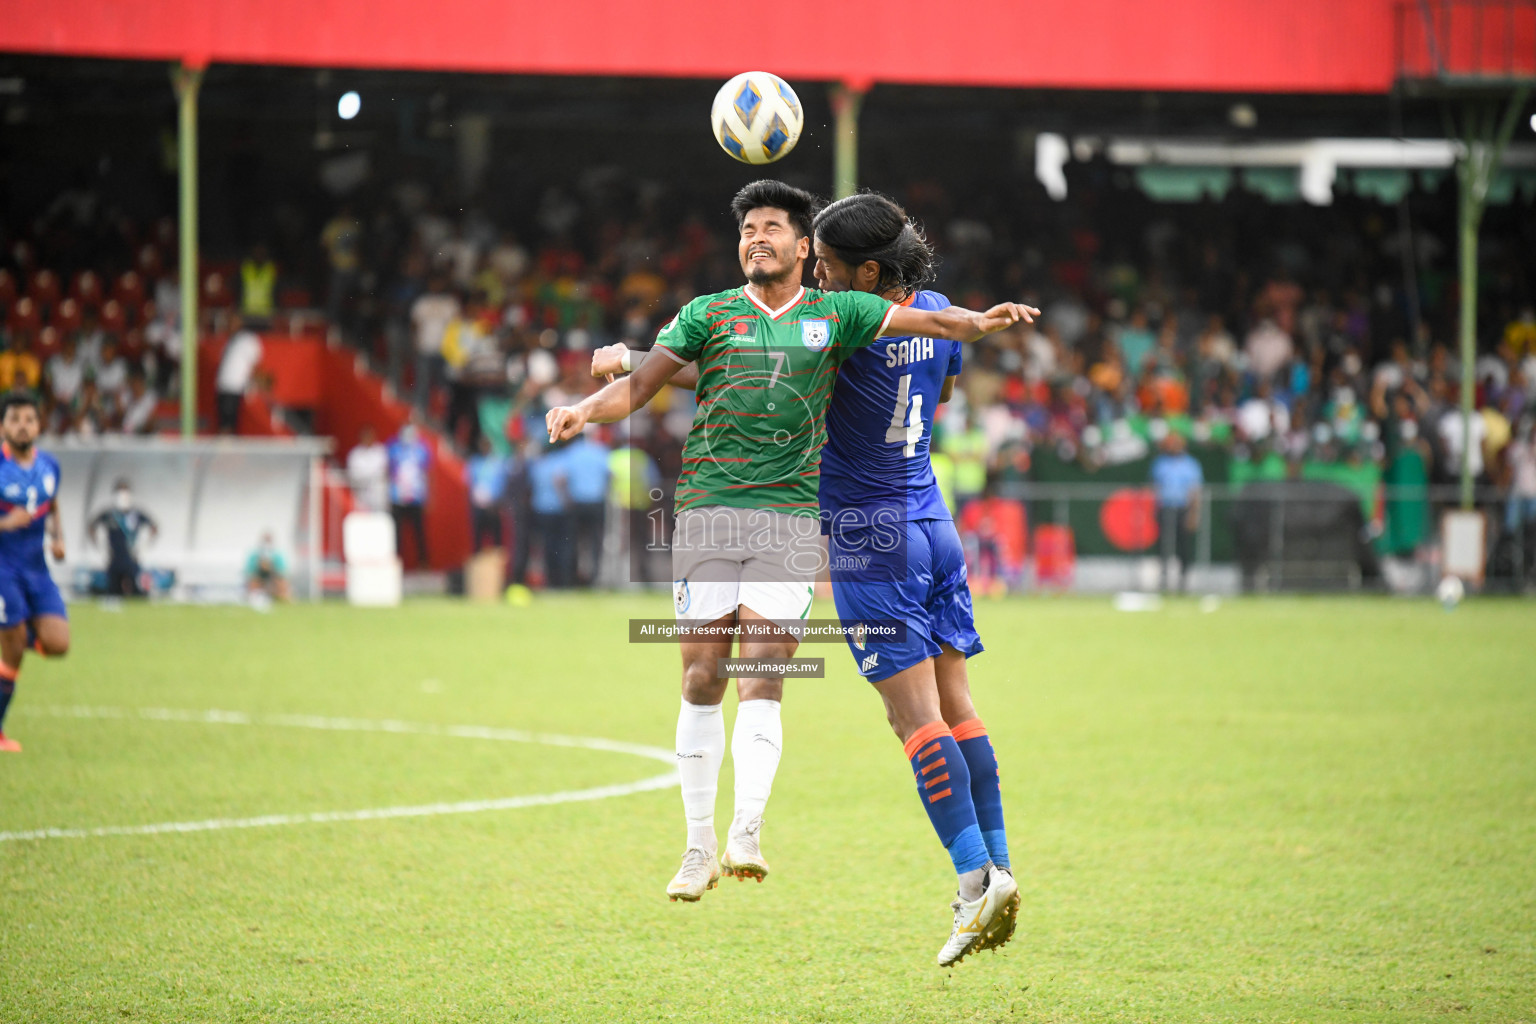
[653,285,895,514]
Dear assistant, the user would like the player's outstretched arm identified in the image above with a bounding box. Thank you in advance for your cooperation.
[882,302,1040,343]
[547,347,682,441]
[591,344,699,391]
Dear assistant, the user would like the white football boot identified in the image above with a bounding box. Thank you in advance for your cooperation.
[721,815,769,882]
[937,864,1020,967]
[666,846,721,902]
[977,867,1021,952]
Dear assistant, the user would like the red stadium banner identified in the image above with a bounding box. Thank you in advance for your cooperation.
[2,0,1402,93]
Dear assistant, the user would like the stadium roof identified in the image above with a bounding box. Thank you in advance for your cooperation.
[3,0,1411,94]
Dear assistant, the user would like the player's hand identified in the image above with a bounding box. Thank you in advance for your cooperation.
[545,404,590,442]
[50,538,65,562]
[975,302,1041,335]
[591,344,629,379]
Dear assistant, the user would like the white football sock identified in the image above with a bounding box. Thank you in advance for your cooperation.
[730,698,783,832]
[676,699,726,851]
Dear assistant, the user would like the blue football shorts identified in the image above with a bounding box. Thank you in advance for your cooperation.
[828,517,982,683]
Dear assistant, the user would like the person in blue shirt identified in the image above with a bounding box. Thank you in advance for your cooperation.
[466,436,508,552]
[387,420,432,568]
[0,390,71,753]
[1149,430,1204,592]
[527,439,575,588]
[589,193,1030,964]
[560,431,611,586]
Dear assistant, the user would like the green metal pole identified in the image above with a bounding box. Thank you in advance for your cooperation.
[1457,148,1478,512]
[830,82,866,201]
[175,63,204,438]
[1454,86,1529,511]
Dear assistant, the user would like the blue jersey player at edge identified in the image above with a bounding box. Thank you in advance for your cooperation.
[591,192,1038,967]
[0,390,72,753]
[810,193,1019,966]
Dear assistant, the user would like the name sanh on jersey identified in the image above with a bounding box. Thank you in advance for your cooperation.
[884,337,936,367]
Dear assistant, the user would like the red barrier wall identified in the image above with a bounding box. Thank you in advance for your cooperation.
[199,333,471,572]
[313,346,472,573]
[2,0,1403,93]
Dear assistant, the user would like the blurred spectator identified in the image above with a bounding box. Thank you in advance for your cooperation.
[0,338,41,392]
[245,531,291,602]
[240,244,278,320]
[1504,307,1536,360]
[143,299,181,394]
[388,420,432,567]
[528,439,575,588]
[93,336,130,412]
[940,409,989,511]
[508,438,539,586]
[560,430,612,586]
[321,205,363,340]
[1437,393,1487,485]
[1117,308,1156,376]
[44,334,86,426]
[215,315,264,434]
[1244,314,1293,382]
[1150,432,1203,592]
[467,436,508,552]
[88,479,157,596]
[120,370,158,435]
[441,296,497,449]
[345,425,390,512]
[410,275,459,413]
[1506,416,1536,533]
[609,438,662,582]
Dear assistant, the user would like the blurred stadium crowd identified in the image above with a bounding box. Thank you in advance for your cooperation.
[5,164,1536,584]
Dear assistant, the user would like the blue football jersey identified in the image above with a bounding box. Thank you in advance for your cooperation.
[818,289,962,528]
[0,448,61,573]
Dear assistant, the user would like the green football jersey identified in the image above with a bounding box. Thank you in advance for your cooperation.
[653,285,896,514]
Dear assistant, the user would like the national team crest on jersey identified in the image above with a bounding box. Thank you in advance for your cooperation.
[851,622,867,651]
[673,579,691,614]
[42,472,55,497]
[800,319,830,351]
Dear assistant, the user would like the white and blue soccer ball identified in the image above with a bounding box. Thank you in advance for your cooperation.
[1436,574,1465,611]
[710,72,804,165]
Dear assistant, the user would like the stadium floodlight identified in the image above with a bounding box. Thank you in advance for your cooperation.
[1530,113,1536,133]
[338,91,361,120]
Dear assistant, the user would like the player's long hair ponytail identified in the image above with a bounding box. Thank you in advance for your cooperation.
[813,192,937,298]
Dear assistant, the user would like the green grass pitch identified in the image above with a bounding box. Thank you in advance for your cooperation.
[2,594,1533,1023]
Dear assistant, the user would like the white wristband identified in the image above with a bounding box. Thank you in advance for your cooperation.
[620,349,634,373]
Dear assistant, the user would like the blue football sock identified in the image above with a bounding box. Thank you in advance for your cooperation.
[905,722,990,876]
[954,719,1010,869]
[0,664,16,733]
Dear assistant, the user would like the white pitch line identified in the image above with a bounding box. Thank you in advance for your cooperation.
[1,706,678,843]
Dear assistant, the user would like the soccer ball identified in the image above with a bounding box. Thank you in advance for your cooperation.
[1436,575,1465,610]
[710,72,804,165]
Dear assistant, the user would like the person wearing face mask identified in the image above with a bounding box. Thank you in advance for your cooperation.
[388,420,432,568]
[89,478,158,597]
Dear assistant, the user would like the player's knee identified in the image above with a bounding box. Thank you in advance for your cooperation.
[37,620,69,658]
[680,657,725,704]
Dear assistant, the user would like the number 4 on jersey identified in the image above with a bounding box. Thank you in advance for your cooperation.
[886,373,923,457]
